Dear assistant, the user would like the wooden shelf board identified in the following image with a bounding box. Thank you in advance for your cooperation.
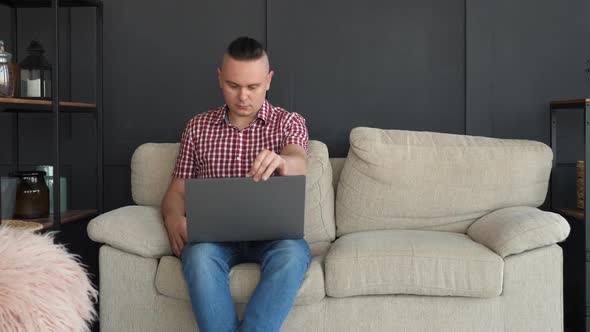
[19,209,97,230]
[550,99,590,109]
[0,97,95,108]
[0,0,101,8]
[0,97,97,113]
[555,207,584,222]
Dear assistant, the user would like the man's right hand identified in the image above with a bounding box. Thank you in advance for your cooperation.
[164,215,187,257]
[161,178,187,258]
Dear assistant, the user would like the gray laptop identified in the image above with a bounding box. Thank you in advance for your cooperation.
[185,175,306,243]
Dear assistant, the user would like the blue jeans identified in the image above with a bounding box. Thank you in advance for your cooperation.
[181,239,311,332]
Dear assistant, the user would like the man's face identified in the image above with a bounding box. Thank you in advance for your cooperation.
[218,55,273,120]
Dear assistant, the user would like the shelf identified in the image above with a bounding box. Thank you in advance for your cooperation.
[0,97,97,113]
[0,210,97,230]
[555,207,584,222]
[0,0,101,8]
[33,209,98,230]
[550,99,590,110]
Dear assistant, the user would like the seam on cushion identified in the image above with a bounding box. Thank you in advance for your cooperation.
[496,219,562,254]
[350,139,549,149]
[336,199,481,227]
[329,281,497,293]
[326,255,502,263]
[313,155,332,241]
[411,214,484,230]
[156,292,190,301]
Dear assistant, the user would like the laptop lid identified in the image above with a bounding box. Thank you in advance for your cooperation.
[185,175,305,243]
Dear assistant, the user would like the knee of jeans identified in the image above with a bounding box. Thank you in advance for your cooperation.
[182,243,222,274]
[282,239,310,257]
[266,240,311,270]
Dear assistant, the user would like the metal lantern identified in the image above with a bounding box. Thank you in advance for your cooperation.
[19,40,51,99]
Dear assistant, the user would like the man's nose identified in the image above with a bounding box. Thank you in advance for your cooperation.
[239,88,249,101]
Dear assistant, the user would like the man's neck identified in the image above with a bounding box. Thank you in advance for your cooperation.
[227,111,257,130]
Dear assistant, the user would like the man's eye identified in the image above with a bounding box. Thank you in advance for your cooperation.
[248,86,257,91]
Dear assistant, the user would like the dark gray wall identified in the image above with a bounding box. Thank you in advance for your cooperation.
[268,0,465,156]
[466,0,590,209]
[1,0,589,212]
[467,0,590,140]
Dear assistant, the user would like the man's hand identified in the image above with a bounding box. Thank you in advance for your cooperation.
[161,178,187,257]
[164,215,187,257]
[247,149,287,181]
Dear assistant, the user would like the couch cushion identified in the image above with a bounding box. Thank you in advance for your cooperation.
[304,141,336,243]
[336,127,553,235]
[325,229,504,298]
[155,256,326,306]
[131,143,180,207]
[87,205,171,258]
[130,140,335,243]
[468,206,570,258]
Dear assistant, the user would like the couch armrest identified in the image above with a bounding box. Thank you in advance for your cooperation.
[87,205,171,258]
[467,206,570,258]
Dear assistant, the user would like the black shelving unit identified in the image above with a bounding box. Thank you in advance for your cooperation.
[0,0,103,230]
[550,98,590,332]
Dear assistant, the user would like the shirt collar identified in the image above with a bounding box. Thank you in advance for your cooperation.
[213,100,270,126]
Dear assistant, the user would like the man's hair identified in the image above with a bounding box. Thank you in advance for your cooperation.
[226,36,267,61]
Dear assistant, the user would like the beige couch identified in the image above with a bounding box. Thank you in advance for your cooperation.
[88,127,570,331]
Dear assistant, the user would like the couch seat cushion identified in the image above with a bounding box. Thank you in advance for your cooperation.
[325,230,503,298]
[155,255,326,305]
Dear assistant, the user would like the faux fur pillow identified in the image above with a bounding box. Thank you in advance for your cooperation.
[0,226,97,331]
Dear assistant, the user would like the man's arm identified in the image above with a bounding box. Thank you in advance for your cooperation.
[279,144,307,175]
[247,144,307,181]
[161,177,187,257]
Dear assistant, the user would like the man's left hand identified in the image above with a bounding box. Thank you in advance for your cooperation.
[247,149,287,181]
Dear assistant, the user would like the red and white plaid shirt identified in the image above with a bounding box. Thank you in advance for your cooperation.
[173,99,309,178]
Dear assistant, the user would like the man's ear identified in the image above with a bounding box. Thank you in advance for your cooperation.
[217,68,223,88]
[266,70,274,91]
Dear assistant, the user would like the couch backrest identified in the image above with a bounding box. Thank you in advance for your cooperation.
[130,140,336,244]
[335,127,553,236]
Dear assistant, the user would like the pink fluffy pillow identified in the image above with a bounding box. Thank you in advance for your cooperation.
[0,226,97,331]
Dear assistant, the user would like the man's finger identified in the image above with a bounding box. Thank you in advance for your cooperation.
[248,150,270,177]
[167,232,177,255]
[175,238,183,257]
[254,154,276,181]
[180,228,187,243]
[247,150,266,176]
[171,241,178,257]
[261,159,280,181]
[176,235,184,251]
[178,241,184,255]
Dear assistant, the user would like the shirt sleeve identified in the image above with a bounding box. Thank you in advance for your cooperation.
[172,119,198,178]
[282,112,309,152]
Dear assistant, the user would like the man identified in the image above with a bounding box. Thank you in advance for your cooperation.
[161,36,311,332]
